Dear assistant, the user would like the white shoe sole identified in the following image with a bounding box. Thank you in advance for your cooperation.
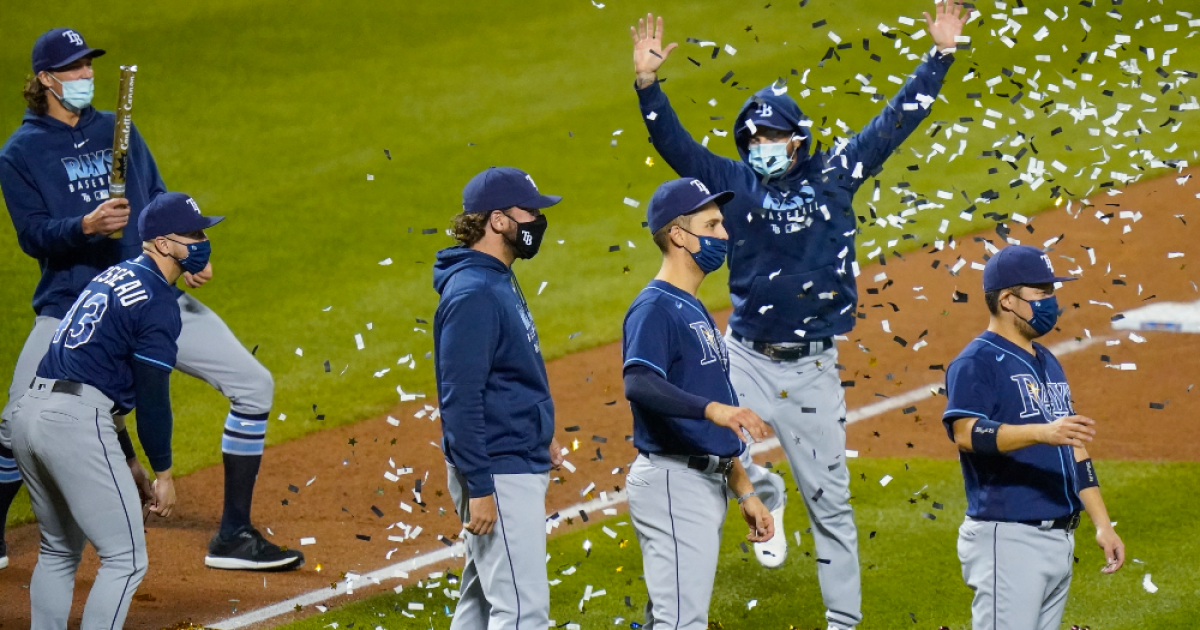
[753,506,788,569]
[205,554,303,571]
[0,555,8,570]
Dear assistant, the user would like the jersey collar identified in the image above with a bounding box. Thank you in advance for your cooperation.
[129,254,171,286]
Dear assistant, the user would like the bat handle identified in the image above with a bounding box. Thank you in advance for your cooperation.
[107,185,126,240]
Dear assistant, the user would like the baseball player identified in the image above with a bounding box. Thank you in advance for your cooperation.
[944,245,1124,629]
[8,193,217,630]
[0,28,299,571]
[434,166,566,629]
[623,178,775,630]
[630,5,967,627]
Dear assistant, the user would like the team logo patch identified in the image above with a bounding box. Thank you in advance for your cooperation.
[62,30,84,47]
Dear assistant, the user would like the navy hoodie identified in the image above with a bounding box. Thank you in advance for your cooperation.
[637,52,954,342]
[433,246,554,497]
[1,107,166,318]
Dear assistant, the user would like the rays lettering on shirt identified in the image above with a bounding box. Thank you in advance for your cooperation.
[689,320,728,370]
[1011,374,1073,419]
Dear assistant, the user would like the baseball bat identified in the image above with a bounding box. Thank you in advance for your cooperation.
[108,65,137,239]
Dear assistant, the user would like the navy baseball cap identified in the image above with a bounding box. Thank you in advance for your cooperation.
[646,178,735,234]
[462,167,562,214]
[738,100,793,136]
[983,245,1078,292]
[138,193,224,241]
[32,28,105,74]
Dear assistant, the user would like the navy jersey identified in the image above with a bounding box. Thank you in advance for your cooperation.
[942,331,1080,521]
[37,254,182,413]
[622,280,742,457]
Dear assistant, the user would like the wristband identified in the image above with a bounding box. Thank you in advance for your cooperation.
[116,428,137,460]
[737,491,759,505]
[969,418,1002,454]
[1075,458,1099,491]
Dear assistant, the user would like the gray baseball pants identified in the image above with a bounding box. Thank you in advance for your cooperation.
[627,453,729,630]
[958,518,1075,630]
[9,378,147,630]
[446,463,550,630]
[1,293,273,449]
[728,338,862,629]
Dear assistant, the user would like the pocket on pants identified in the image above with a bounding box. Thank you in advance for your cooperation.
[626,472,651,488]
[39,410,79,424]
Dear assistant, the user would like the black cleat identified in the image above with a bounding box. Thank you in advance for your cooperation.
[204,526,303,571]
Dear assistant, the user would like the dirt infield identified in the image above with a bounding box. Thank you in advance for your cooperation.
[2,169,1199,628]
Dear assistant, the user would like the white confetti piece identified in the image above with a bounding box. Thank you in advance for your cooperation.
[1143,573,1159,593]
[366,174,374,181]
[1168,252,1185,258]
[724,44,737,55]
[295,348,303,356]
[300,537,316,546]
[538,281,548,295]
[880,475,893,487]
[355,333,365,350]
[379,258,393,266]
[623,197,640,208]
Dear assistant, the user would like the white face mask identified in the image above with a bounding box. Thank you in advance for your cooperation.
[748,136,798,178]
[48,73,94,113]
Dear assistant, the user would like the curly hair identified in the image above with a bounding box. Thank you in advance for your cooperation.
[24,74,49,116]
[451,211,491,246]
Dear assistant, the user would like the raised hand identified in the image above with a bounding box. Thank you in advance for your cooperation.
[1041,415,1096,447]
[924,0,970,51]
[705,402,770,443]
[631,13,679,86]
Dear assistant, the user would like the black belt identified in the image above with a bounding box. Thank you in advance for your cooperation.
[688,454,733,475]
[730,331,832,362]
[1017,512,1081,531]
[30,378,84,396]
[30,379,121,414]
[642,451,734,475]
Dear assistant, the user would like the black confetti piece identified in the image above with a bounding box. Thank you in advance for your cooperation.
[288,484,300,493]
[371,505,384,518]
[903,406,917,414]
[356,534,371,541]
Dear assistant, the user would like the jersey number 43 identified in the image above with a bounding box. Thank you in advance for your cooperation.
[53,290,110,349]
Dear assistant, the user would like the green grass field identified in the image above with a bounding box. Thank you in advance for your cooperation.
[3,1,1198,526]
[278,458,1200,630]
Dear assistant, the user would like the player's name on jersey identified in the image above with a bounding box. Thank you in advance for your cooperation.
[93,265,150,307]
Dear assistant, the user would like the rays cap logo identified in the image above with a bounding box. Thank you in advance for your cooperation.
[646,177,735,234]
[739,97,793,137]
[461,166,563,214]
[138,192,225,241]
[982,244,1078,292]
[32,28,106,74]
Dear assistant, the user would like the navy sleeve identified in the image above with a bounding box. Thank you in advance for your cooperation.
[942,357,996,440]
[1,148,104,258]
[132,360,173,471]
[839,52,954,183]
[622,302,675,377]
[130,124,167,201]
[132,297,180,373]
[437,290,501,498]
[636,81,741,186]
[623,364,710,419]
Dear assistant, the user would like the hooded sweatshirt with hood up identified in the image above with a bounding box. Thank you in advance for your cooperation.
[636,51,954,343]
[1,106,167,319]
[433,246,554,498]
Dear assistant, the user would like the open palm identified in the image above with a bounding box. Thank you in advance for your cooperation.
[924,0,970,51]
[631,13,679,76]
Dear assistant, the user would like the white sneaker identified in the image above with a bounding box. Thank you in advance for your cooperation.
[753,506,788,568]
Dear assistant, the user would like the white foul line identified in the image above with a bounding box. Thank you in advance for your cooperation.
[210,334,1104,629]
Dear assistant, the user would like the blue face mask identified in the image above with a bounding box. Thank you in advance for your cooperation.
[747,137,797,178]
[167,238,211,274]
[680,228,727,274]
[49,74,94,113]
[1015,294,1060,337]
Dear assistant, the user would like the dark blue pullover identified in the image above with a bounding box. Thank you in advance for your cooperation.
[433,247,554,497]
[1,107,167,318]
[637,52,954,342]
